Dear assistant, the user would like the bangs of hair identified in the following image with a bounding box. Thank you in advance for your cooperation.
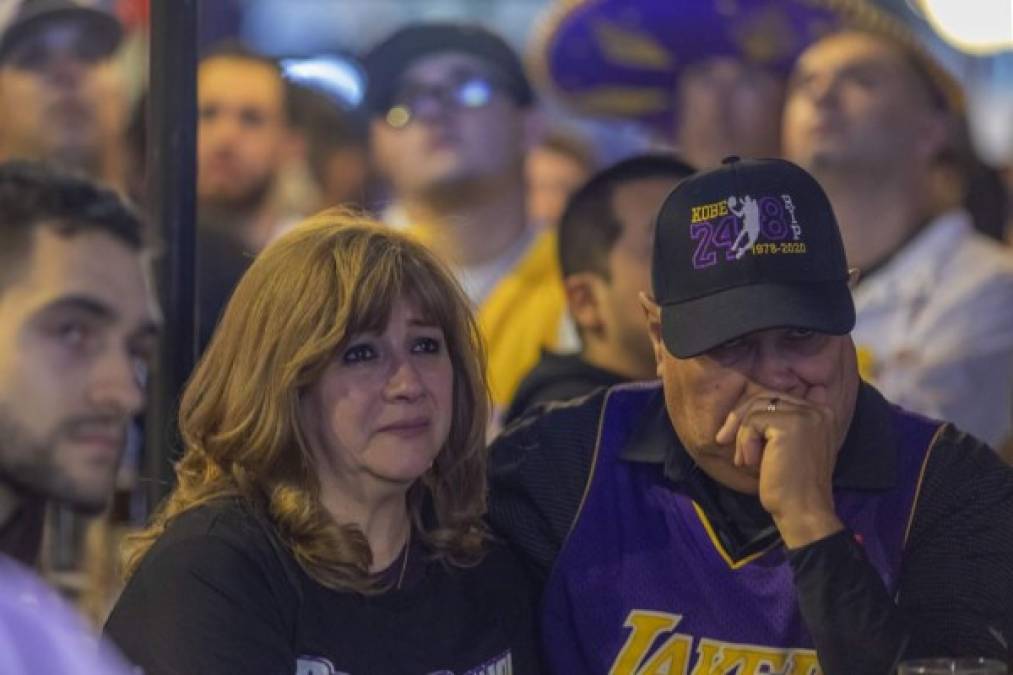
[339,242,460,352]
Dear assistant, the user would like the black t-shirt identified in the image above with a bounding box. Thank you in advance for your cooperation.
[105,500,541,675]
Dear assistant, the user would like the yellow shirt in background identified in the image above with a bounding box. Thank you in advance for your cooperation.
[476,230,568,408]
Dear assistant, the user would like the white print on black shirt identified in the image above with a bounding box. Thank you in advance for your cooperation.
[294,650,512,675]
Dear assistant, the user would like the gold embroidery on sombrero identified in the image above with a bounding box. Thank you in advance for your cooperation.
[591,19,674,70]
[569,87,669,117]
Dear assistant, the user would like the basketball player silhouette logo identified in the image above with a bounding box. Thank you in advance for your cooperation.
[727,195,760,259]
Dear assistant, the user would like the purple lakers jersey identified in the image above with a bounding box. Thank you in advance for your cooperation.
[541,383,940,675]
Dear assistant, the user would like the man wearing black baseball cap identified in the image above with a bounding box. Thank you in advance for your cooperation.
[363,23,570,420]
[0,0,127,186]
[489,157,1013,673]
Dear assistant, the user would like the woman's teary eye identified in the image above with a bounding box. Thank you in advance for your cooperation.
[342,343,377,364]
[412,336,442,354]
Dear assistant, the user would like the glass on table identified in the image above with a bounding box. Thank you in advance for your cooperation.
[897,658,1007,674]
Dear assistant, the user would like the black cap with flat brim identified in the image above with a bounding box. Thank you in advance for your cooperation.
[0,0,123,64]
[361,22,534,115]
[660,279,855,358]
[652,156,855,359]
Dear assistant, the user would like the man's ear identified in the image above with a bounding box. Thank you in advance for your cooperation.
[639,291,666,377]
[565,273,605,335]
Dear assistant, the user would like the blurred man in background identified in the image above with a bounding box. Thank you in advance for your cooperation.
[0,0,129,191]
[195,42,306,351]
[783,29,1013,449]
[365,22,570,414]
[197,42,301,254]
[0,161,156,672]
[507,153,694,422]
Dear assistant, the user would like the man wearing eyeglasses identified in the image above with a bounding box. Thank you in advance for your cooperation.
[0,0,128,191]
[364,23,571,420]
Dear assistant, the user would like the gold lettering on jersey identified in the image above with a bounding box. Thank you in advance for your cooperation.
[636,631,693,674]
[610,611,683,674]
[690,200,729,224]
[609,609,822,675]
[691,639,789,675]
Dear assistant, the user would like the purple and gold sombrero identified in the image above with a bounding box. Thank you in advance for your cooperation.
[528,0,939,132]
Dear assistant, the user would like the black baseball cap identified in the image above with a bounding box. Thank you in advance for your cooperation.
[652,156,855,359]
[0,0,123,64]
[361,22,534,115]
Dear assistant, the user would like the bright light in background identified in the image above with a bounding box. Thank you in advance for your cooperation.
[281,56,365,108]
[916,0,1013,54]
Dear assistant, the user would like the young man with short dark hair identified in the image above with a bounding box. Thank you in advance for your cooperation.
[0,160,158,672]
[506,154,695,422]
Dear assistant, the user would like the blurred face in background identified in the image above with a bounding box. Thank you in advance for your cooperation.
[197,56,294,213]
[0,18,123,172]
[675,57,785,169]
[526,143,593,228]
[370,52,535,202]
[782,31,946,180]
[0,228,158,514]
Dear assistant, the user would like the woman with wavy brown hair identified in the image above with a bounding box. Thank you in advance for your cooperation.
[104,211,540,674]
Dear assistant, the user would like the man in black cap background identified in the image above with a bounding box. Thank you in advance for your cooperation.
[363,22,571,421]
[489,157,1013,673]
[782,29,1013,453]
[0,0,129,191]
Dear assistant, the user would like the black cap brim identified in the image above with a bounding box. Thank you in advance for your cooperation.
[362,24,534,115]
[0,6,123,63]
[660,280,856,359]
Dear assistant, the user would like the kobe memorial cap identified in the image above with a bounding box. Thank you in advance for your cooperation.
[652,156,855,358]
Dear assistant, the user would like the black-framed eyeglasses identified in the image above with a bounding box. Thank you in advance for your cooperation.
[384,75,498,128]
